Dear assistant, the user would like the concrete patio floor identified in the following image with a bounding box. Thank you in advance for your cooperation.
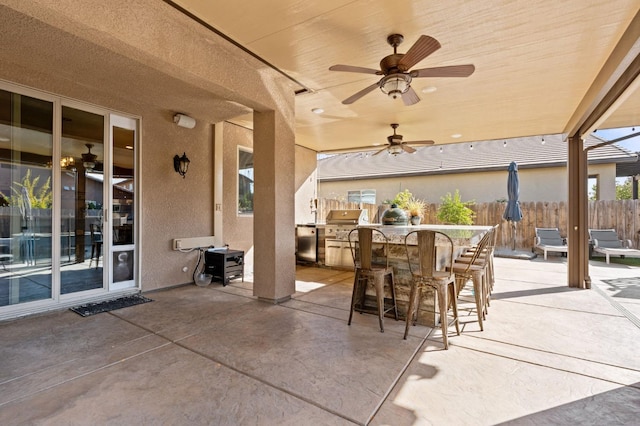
[0,256,639,425]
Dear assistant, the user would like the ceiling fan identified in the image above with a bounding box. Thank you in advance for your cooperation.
[82,143,99,171]
[329,34,475,106]
[373,123,434,156]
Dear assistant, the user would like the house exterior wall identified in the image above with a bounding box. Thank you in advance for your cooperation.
[295,146,318,224]
[588,163,617,200]
[319,163,619,207]
[221,122,254,255]
[0,1,297,302]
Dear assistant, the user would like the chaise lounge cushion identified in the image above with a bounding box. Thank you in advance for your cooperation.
[534,228,568,260]
[589,229,640,264]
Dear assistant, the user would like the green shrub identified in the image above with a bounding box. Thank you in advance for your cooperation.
[392,189,413,210]
[436,190,475,225]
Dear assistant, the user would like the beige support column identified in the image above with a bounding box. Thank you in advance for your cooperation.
[252,110,296,302]
[567,135,590,289]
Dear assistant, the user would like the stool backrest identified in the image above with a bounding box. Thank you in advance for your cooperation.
[455,227,493,277]
[348,227,389,270]
[90,223,102,243]
[404,230,454,278]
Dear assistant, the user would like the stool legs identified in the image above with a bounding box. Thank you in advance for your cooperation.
[403,279,421,340]
[404,279,460,349]
[348,269,397,332]
[470,270,485,331]
[347,269,361,326]
[436,281,460,349]
[374,274,385,332]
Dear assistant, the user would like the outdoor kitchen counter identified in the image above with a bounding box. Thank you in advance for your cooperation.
[334,224,493,327]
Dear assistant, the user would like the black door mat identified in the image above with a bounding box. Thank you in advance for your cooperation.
[70,294,153,317]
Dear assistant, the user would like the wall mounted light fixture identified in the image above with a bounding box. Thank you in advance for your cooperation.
[173,113,196,129]
[174,152,190,178]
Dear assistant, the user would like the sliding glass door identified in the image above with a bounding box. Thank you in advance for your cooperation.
[109,115,136,290]
[59,106,105,295]
[0,83,138,314]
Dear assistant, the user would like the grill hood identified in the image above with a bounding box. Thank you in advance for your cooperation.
[325,209,369,225]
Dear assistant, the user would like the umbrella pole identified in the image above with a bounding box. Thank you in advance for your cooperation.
[511,221,517,251]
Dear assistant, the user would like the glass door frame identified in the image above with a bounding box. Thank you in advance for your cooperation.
[0,79,140,320]
[56,102,141,299]
[107,114,138,291]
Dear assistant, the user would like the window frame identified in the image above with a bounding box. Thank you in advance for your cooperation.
[237,146,254,216]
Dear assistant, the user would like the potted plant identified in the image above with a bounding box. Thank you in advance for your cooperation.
[406,197,427,225]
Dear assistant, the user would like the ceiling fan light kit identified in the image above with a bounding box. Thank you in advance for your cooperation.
[388,145,404,155]
[82,143,97,170]
[379,74,411,99]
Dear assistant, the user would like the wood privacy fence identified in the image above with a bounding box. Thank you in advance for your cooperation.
[317,198,640,250]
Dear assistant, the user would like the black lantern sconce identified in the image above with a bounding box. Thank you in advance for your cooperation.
[173,152,190,178]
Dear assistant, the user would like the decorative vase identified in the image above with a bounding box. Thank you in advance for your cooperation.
[410,215,421,225]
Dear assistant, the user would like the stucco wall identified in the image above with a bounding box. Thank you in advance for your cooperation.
[295,146,318,224]
[588,163,617,200]
[221,122,254,254]
[141,113,216,290]
[319,163,619,205]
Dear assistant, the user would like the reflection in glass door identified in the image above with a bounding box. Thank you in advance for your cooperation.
[60,106,105,295]
[110,115,136,290]
[0,89,53,307]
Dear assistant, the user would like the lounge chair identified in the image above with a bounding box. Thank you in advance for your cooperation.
[589,229,640,264]
[534,228,568,260]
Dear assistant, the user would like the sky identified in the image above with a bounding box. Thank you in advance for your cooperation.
[594,126,640,152]
[590,126,639,190]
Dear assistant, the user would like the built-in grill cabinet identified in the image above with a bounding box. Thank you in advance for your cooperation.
[204,248,244,286]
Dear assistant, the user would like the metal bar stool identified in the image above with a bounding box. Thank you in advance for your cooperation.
[450,229,493,331]
[404,230,460,348]
[347,227,398,332]
[89,223,103,269]
[456,224,499,311]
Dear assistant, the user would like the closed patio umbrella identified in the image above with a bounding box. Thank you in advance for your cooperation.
[503,161,523,250]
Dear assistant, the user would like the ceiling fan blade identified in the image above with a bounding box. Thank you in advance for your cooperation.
[398,35,441,71]
[329,64,381,75]
[401,144,417,154]
[405,140,435,145]
[401,86,420,106]
[372,146,390,156]
[412,64,475,78]
[342,82,379,104]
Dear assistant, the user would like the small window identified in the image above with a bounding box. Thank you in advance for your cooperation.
[238,148,254,214]
[347,189,376,204]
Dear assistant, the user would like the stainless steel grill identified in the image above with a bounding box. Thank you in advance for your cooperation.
[323,210,369,268]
